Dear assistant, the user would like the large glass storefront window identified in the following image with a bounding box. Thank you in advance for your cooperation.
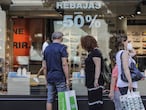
[0,18,46,95]
[53,19,112,95]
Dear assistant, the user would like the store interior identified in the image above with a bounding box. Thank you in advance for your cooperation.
[0,0,146,96]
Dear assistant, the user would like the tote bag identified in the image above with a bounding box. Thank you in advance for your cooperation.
[120,52,145,82]
[120,90,145,110]
[58,90,78,110]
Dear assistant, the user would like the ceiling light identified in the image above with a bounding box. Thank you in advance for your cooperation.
[136,5,141,15]
[131,14,135,17]
[118,16,124,20]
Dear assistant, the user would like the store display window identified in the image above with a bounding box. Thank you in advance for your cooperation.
[128,21,146,72]
[53,19,112,95]
[0,18,47,95]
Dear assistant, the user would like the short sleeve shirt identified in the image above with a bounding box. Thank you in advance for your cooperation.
[44,43,68,83]
[85,48,104,88]
[42,41,49,54]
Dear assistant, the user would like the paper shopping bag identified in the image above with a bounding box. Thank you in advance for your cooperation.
[120,90,145,110]
[58,90,78,110]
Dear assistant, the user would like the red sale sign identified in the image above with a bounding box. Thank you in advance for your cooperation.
[13,18,31,65]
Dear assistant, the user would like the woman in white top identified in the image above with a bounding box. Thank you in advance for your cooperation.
[116,35,137,95]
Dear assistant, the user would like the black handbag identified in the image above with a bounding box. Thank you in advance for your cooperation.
[120,52,145,82]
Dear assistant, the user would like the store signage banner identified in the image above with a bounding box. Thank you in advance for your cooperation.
[62,14,101,28]
[56,1,102,9]
[56,1,102,28]
[13,19,31,65]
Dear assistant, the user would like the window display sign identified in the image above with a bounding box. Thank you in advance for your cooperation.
[56,1,102,9]
[13,19,31,65]
[56,1,102,28]
[63,14,100,28]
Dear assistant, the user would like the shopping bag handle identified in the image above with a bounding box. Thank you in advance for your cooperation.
[127,89,134,94]
[66,85,71,91]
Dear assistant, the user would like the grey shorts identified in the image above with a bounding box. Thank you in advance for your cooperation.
[47,82,67,103]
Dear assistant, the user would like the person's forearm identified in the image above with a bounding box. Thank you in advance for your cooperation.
[63,64,69,81]
[95,66,100,81]
[123,51,132,83]
[110,77,116,93]
[42,60,48,83]
[43,69,47,82]
[124,69,132,83]
[123,62,132,83]
[93,57,101,81]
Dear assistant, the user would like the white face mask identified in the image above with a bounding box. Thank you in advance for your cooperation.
[127,42,133,50]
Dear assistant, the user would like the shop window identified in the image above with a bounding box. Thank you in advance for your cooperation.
[4,18,47,95]
[53,20,112,95]
[128,21,146,72]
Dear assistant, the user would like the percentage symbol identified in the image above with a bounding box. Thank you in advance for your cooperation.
[89,15,97,28]
[85,15,92,23]
[85,15,100,28]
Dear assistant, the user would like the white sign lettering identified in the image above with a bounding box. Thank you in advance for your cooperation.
[63,15,101,28]
[56,1,102,9]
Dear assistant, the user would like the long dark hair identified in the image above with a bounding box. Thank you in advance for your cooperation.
[80,35,98,52]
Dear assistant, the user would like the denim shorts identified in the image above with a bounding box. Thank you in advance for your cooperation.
[47,82,67,103]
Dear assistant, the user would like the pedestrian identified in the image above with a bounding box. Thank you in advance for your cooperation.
[116,35,137,95]
[33,38,50,83]
[80,35,104,110]
[109,63,122,110]
[109,39,138,110]
[43,32,69,110]
[37,39,50,77]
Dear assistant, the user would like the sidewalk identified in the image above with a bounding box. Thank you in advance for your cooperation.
[0,95,115,110]
[0,95,146,110]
